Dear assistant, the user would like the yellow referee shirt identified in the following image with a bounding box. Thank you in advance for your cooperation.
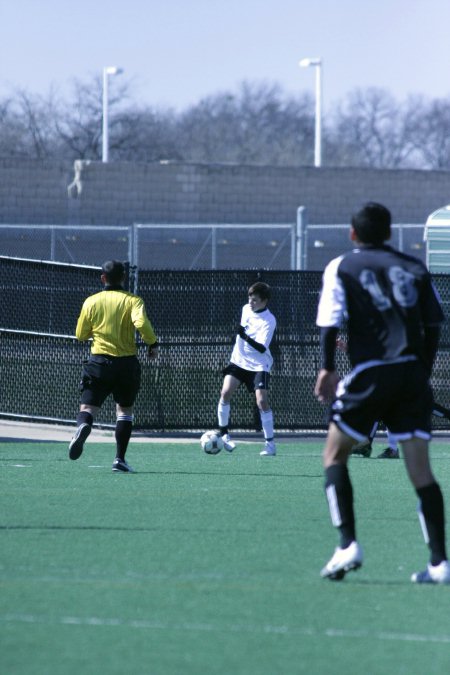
[76,289,158,357]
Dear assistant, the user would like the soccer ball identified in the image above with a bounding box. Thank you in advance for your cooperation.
[200,430,224,455]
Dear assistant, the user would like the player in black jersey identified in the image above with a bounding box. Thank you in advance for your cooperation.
[314,202,449,584]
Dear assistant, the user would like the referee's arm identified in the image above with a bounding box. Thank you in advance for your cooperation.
[131,297,159,353]
[75,305,92,341]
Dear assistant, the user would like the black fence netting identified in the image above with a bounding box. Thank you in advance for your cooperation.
[1,256,450,431]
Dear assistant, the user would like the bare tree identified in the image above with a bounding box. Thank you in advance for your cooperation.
[328,87,418,168]
[410,97,450,169]
[177,81,316,165]
[54,75,135,160]
[0,90,58,158]
[1,78,450,171]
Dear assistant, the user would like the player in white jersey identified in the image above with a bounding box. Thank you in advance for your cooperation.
[314,202,449,584]
[217,282,277,456]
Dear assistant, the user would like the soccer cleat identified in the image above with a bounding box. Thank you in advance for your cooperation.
[112,458,135,473]
[320,541,363,580]
[221,433,236,452]
[377,447,400,459]
[351,441,372,458]
[411,560,450,584]
[69,423,91,460]
[260,440,276,456]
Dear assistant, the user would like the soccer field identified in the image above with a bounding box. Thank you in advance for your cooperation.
[2,439,450,675]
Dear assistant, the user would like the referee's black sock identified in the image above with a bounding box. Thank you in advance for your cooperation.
[416,482,447,565]
[325,464,356,549]
[76,411,93,428]
[115,416,133,461]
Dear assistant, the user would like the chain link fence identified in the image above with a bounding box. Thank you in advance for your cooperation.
[1,257,449,431]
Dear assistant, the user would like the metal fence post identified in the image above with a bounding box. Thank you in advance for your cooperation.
[296,206,308,270]
[211,225,217,269]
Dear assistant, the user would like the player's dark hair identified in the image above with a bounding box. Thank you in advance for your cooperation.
[102,260,125,284]
[351,202,391,245]
[248,281,271,301]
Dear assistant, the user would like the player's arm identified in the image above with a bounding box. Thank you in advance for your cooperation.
[419,272,444,374]
[423,324,441,375]
[237,324,266,353]
[315,258,345,401]
[314,326,340,402]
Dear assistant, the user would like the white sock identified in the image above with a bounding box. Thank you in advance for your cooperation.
[260,409,274,441]
[218,400,230,428]
[387,429,397,450]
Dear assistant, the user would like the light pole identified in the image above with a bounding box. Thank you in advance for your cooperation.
[102,66,123,163]
[299,57,322,167]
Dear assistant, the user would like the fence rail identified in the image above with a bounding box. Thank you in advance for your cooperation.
[0,216,426,271]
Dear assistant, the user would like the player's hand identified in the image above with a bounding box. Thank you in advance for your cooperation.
[314,369,339,403]
[147,345,159,361]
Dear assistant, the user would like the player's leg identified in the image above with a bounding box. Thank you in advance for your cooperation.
[218,374,240,450]
[321,423,364,579]
[351,420,378,458]
[376,426,400,459]
[402,438,450,583]
[255,384,276,456]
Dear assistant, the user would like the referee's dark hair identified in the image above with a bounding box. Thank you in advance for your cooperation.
[102,260,125,284]
[351,202,391,246]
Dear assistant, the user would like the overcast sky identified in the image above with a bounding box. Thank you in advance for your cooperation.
[1,0,450,111]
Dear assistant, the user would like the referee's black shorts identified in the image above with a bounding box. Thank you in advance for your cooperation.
[330,359,433,441]
[80,354,141,407]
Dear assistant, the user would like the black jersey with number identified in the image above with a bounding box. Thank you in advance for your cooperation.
[316,244,444,367]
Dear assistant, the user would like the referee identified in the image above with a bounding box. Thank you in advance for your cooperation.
[69,260,159,472]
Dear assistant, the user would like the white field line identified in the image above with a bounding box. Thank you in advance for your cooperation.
[1,613,450,644]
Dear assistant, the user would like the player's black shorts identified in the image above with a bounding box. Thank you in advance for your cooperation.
[222,363,270,392]
[79,354,141,407]
[330,358,433,441]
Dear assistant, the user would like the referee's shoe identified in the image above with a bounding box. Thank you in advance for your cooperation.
[69,423,91,460]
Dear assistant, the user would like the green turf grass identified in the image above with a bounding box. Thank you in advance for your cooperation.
[1,439,450,675]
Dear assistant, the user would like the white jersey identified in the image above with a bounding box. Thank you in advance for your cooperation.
[230,303,276,372]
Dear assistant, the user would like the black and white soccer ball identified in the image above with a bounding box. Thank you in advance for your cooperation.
[200,430,224,455]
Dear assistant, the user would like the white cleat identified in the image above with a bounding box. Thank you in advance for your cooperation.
[221,434,236,452]
[411,560,450,584]
[260,440,276,456]
[320,541,363,580]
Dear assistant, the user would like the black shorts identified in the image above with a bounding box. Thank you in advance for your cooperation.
[223,363,270,393]
[80,354,141,408]
[330,359,433,442]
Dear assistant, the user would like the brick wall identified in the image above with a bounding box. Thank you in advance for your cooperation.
[0,158,449,226]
